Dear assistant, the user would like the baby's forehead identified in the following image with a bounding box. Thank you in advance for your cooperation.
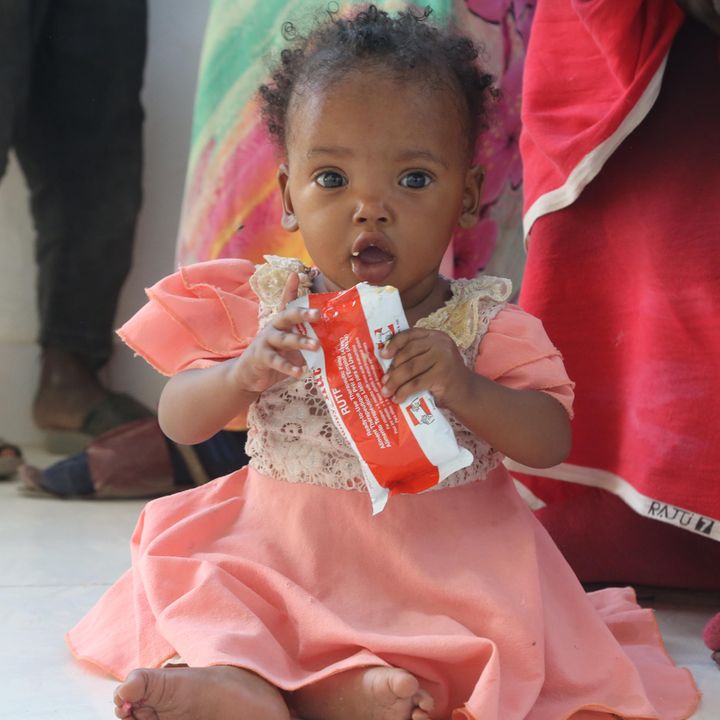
[285,67,471,154]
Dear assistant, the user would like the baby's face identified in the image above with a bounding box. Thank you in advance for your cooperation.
[278,70,482,310]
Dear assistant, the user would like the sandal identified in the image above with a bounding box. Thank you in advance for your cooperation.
[20,418,248,499]
[42,391,154,455]
[0,438,23,479]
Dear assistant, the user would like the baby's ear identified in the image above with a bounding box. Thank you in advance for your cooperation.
[277,164,299,232]
[458,165,484,228]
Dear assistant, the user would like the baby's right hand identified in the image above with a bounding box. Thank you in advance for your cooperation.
[232,273,320,394]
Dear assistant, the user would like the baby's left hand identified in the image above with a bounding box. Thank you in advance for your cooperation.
[380,328,470,407]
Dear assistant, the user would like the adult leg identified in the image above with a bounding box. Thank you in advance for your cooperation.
[0,2,52,467]
[12,0,150,443]
[0,1,41,180]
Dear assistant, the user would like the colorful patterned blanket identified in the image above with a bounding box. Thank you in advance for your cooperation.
[176,0,533,289]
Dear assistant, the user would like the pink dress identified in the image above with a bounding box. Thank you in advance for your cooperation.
[66,259,698,720]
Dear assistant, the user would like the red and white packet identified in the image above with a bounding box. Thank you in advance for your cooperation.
[290,283,473,514]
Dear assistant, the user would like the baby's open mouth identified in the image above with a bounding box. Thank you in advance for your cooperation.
[350,234,395,284]
[352,246,394,264]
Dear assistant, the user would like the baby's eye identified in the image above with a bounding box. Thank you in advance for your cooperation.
[399,172,433,189]
[315,171,347,188]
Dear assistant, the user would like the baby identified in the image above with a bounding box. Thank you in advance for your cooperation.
[66,6,697,720]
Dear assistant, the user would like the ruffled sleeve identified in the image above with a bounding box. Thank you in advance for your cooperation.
[117,259,259,376]
[475,304,575,417]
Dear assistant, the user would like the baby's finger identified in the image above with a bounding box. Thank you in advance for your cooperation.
[382,355,434,400]
[266,350,307,378]
[387,372,433,404]
[267,327,319,352]
[272,306,321,331]
[380,328,431,359]
[386,339,433,371]
[379,331,408,359]
[279,272,300,310]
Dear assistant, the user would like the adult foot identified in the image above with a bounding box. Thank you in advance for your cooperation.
[32,348,108,431]
[114,665,290,720]
[290,666,434,720]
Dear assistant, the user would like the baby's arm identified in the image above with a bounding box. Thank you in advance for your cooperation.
[158,360,259,446]
[381,328,571,469]
[159,274,319,445]
[443,369,571,469]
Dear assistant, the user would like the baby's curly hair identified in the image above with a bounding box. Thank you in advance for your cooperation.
[258,3,495,155]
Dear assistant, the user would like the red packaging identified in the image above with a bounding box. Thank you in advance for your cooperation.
[291,283,473,513]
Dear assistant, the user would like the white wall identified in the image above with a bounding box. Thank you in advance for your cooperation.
[0,0,211,445]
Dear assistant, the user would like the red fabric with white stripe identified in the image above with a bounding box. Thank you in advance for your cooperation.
[517,4,720,562]
[520,0,683,228]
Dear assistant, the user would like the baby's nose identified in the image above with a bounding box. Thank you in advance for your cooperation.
[352,198,391,224]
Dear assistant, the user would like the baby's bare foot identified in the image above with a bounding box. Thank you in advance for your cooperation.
[113,665,290,720]
[291,666,434,720]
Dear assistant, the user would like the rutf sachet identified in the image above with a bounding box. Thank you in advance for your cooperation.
[291,283,472,513]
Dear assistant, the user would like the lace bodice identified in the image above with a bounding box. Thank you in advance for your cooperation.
[245,257,512,493]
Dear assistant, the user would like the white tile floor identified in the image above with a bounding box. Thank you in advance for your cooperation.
[1,449,718,719]
[1,449,143,719]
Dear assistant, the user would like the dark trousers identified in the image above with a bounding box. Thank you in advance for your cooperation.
[0,0,147,366]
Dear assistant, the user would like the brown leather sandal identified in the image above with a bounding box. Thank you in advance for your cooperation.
[41,392,155,455]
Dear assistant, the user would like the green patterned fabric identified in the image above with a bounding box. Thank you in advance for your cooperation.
[177,0,532,292]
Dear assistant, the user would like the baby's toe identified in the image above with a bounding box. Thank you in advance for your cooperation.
[114,700,134,719]
[415,688,434,713]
